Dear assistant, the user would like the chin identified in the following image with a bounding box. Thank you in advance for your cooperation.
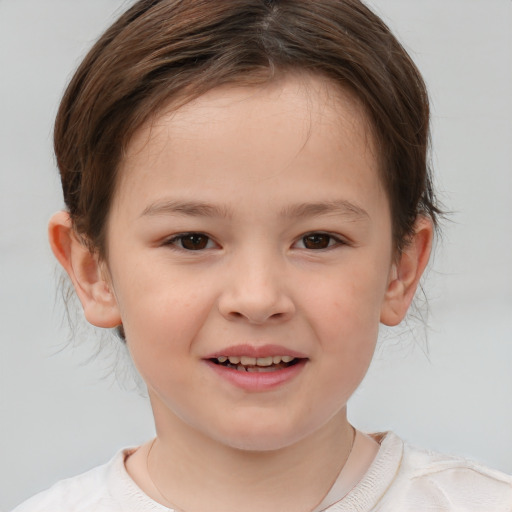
[223,435,303,453]
[205,418,316,453]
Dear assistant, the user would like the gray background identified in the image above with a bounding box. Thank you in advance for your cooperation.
[1,0,511,509]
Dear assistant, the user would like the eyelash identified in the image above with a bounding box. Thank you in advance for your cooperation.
[164,233,217,251]
[163,232,347,252]
[294,232,347,251]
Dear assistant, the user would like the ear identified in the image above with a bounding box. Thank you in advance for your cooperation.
[48,211,122,328]
[380,216,433,326]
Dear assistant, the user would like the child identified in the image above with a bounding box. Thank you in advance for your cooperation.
[11,0,511,510]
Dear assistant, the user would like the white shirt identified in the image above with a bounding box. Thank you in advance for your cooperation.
[12,432,512,511]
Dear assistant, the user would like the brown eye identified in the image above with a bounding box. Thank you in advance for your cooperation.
[302,234,333,250]
[177,234,211,250]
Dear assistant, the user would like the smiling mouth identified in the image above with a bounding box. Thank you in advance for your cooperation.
[210,355,302,373]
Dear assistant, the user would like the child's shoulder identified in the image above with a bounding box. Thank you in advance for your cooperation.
[11,435,512,512]
[334,432,511,511]
[10,448,156,512]
[382,432,512,511]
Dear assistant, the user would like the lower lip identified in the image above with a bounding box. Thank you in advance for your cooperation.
[204,359,307,392]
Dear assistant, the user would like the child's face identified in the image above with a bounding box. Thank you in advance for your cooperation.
[105,75,397,450]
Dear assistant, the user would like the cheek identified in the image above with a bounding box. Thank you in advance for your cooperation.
[301,265,388,339]
[295,260,389,391]
[110,260,216,358]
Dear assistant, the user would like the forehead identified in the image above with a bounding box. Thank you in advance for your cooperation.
[114,73,385,219]
[123,73,376,169]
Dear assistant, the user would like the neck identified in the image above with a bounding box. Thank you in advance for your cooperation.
[129,397,355,512]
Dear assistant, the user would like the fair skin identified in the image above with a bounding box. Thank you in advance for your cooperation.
[49,74,432,512]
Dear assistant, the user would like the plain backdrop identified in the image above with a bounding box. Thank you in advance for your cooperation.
[1,0,511,509]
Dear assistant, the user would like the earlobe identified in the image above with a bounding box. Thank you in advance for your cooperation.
[48,211,122,328]
[380,217,433,326]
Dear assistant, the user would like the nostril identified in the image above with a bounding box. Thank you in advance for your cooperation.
[219,290,296,324]
[226,310,289,324]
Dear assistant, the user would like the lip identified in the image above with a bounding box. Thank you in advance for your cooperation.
[205,358,307,392]
[204,344,307,359]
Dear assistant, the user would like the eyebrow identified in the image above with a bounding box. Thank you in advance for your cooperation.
[140,200,232,219]
[279,200,369,221]
[140,198,369,221]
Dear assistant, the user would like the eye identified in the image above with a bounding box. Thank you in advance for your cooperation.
[296,232,344,250]
[166,233,215,251]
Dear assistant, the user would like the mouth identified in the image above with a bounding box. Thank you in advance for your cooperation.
[210,355,302,373]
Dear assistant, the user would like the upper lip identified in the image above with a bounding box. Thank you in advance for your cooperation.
[204,344,308,359]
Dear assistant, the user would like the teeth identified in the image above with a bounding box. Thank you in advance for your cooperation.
[246,366,281,373]
[258,366,277,372]
[256,356,273,367]
[217,355,297,366]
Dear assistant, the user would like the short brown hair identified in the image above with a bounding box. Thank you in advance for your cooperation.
[54,0,440,256]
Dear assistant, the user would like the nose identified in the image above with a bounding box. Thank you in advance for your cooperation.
[217,251,296,325]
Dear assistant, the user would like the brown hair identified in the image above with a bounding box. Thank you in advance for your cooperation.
[54,0,440,257]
